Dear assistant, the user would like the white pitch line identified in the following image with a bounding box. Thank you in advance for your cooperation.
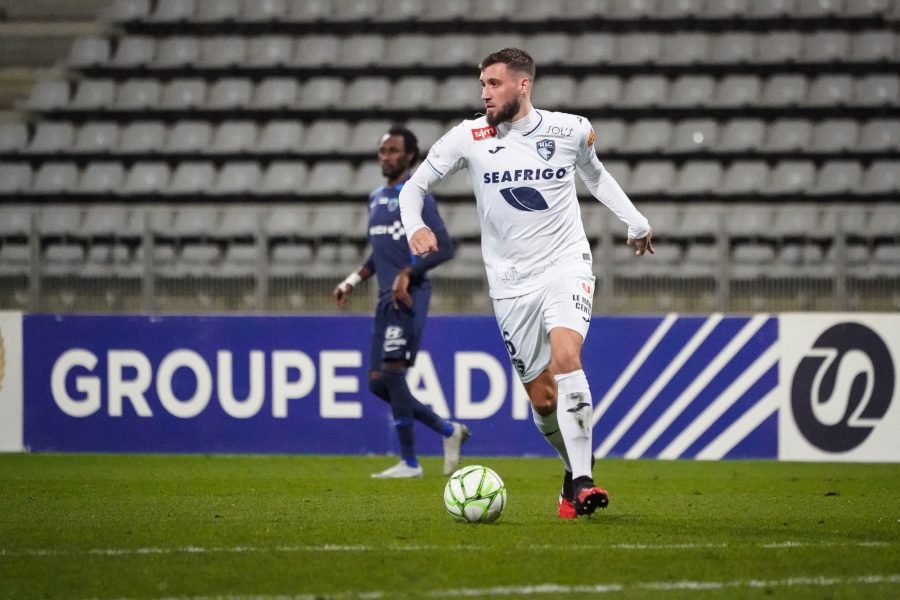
[2,540,890,559]
[81,573,900,600]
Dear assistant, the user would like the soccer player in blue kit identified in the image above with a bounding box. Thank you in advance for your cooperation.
[401,50,654,517]
[333,125,470,479]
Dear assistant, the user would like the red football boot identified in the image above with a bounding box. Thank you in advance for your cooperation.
[558,494,577,519]
[574,484,610,516]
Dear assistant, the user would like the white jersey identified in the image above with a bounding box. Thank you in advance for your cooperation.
[400,108,650,299]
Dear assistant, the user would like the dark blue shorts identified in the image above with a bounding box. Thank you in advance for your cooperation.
[370,282,431,369]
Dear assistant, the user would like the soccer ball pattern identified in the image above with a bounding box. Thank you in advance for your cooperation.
[443,465,507,524]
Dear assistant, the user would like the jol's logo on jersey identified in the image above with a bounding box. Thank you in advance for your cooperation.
[536,139,555,161]
[471,125,497,141]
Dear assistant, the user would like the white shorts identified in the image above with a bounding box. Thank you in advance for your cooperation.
[492,263,596,384]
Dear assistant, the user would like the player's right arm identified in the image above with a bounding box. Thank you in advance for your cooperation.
[399,124,468,256]
[333,254,374,307]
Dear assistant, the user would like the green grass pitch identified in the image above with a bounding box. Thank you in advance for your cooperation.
[1,454,898,599]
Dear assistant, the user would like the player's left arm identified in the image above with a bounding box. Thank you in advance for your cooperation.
[392,228,454,308]
[575,120,654,256]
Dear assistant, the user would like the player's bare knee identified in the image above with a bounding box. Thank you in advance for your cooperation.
[551,353,582,375]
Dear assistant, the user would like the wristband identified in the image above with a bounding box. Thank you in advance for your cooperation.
[340,272,362,289]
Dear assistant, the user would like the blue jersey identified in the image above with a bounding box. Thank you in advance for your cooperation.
[367,180,446,294]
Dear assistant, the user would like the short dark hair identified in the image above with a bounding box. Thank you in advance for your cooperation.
[479,47,536,79]
[386,125,420,163]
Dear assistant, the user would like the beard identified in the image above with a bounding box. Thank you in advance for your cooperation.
[381,163,406,180]
[486,96,520,127]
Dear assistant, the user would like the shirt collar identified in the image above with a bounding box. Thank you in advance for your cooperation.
[497,107,541,136]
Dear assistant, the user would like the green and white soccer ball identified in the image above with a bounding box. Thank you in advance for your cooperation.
[443,465,507,524]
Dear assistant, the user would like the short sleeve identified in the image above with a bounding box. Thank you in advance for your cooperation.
[423,123,468,178]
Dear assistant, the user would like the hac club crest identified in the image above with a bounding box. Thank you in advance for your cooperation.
[536,139,555,161]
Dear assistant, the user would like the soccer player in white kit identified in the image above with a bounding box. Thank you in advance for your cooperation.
[400,48,654,518]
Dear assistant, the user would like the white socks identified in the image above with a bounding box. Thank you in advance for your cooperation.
[555,370,593,480]
[532,406,570,472]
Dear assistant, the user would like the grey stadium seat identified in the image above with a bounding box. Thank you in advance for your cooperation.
[477,34,526,61]
[810,120,859,152]
[260,161,307,194]
[331,0,380,22]
[299,77,345,109]
[620,76,668,107]
[32,163,79,193]
[122,162,171,194]
[294,35,341,67]
[591,120,627,154]
[720,161,770,195]
[81,205,130,237]
[0,164,32,194]
[0,122,28,153]
[347,120,392,153]
[383,35,431,67]
[219,207,260,237]
[628,161,677,195]
[111,36,156,67]
[570,33,616,66]
[726,205,773,238]
[718,119,766,151]
[531,76,576,110]
[669,76,717,108]
[166,162,216,195]
[673,161,722,195]
[103,0,152,22]
[171,207,218,236]
[714,75,762,107]
[373,0,425,22]
[572,76,622,109]
[195,0,240,22]
[434,77,480,110]
[220,244,259,277]
[166,121,213,153]
[802,32,850,63]
[338,35,386,67]
[73,122,119,153]
[43,243,85,276]
[419,0,469,21]
[38,206,82,236]
[287,0,332,22]
[213,162,263,194]
[710,33,755,64]
[302,120,350,153]
[389,77,437,110]
[270,243,313,275]
[797,0,841,17]
[120,121,166,154]
[66,37,110,68]
[473,0,518,21]
[731,243,776,280]
[344,77,391,110]
[177,243,221,277]
[404,119,443,152]
[24,80,70,111]
[844,0,891,17]
[868,245,900,279]
[866,205,900,237]
[348,162,382,196]
[26,122,74,153]
[850,31,895,62]
[304,162,355,195]
[248,36,294,67]
[766,160,817,195]
[149,0,195,22]
[679,205,722,238]
[615,33,663,65]
[430,35,478,67]
[71,79,116,110]
[207,78,253,109]
[309,204,362,238]
[862,160,900,194]
[160,78,207,110]
[257,120,304,153]
[115,79,161,109]
[669,119,718,152]
[760,75,809,107]
[659,33,709,65]
[211,121,258,153]
[807,75,854,107]
[155,36,199,67]
[526,34,572,66]
[812,161,864,195]
[854,75,899,106]
[756,32,803,63]
[771,205,821,238]
[624,120,673,153]
[765,120,813,152]
[859,120,900,151]
[199,37,247,68]
[265,206,313,238]
[77,162,125,193]
[0,205,33,235]
[238,0,288,23]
